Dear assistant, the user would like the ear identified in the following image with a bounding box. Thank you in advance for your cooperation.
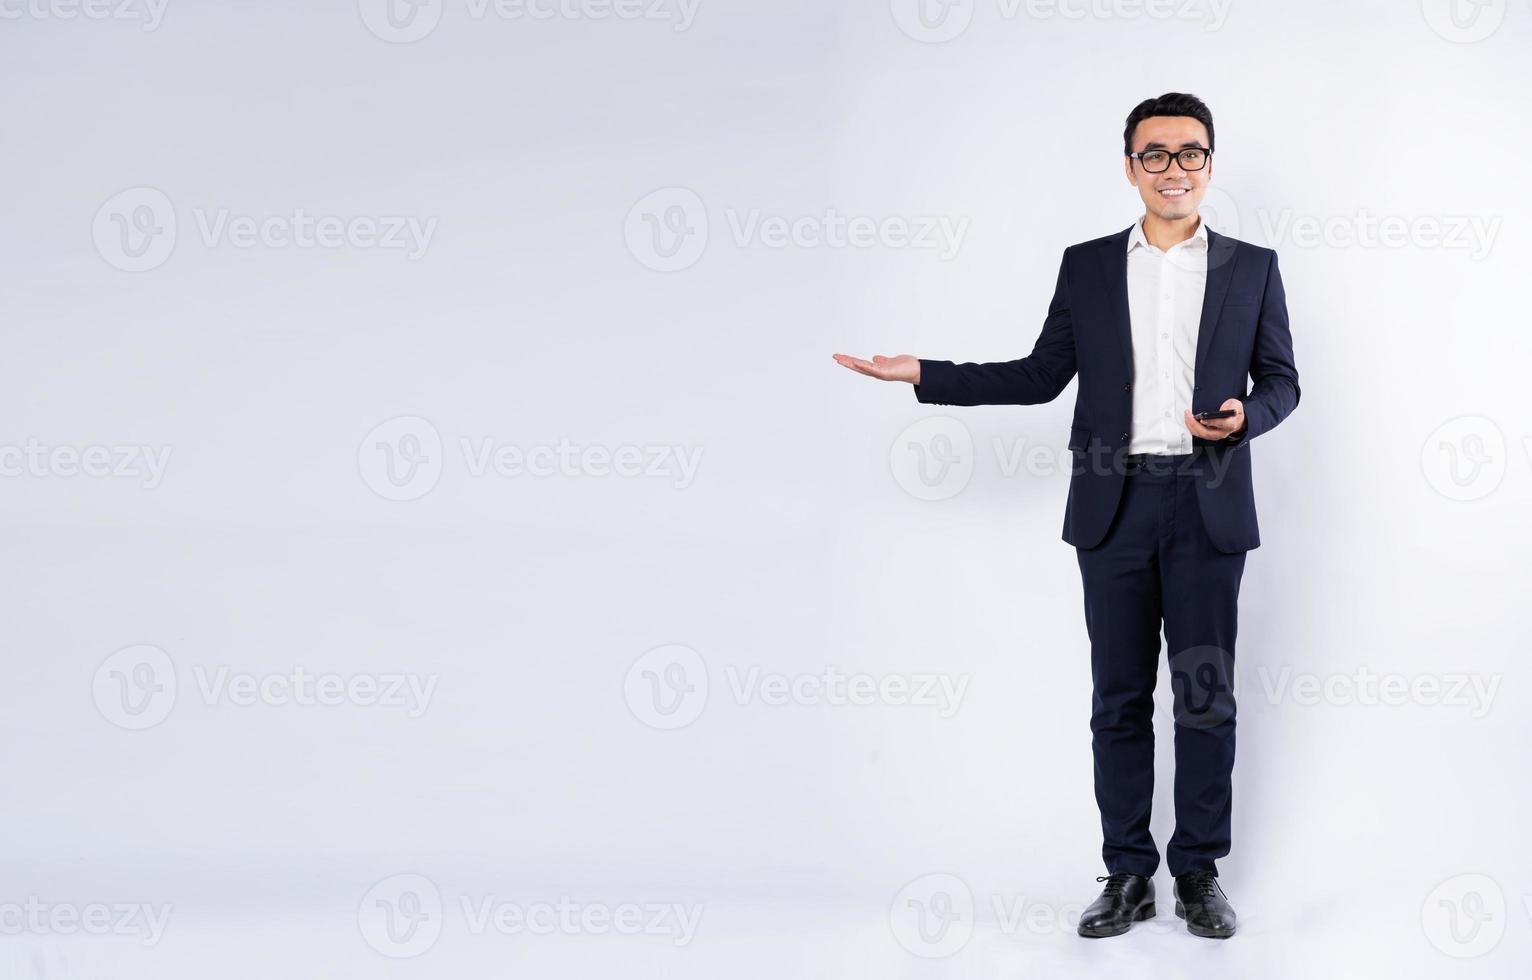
[1124,155,1137,186]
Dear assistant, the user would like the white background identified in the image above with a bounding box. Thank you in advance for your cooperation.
[2,0,1529,976]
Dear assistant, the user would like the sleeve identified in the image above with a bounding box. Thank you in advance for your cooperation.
[1223,249,1300,449]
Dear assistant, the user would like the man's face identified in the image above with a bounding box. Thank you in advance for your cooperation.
[1124,115,1213,222]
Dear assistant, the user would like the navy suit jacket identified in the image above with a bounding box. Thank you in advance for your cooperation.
[912,225,1300,553]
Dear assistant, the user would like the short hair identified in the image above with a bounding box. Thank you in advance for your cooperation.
[1123,92,1215,155]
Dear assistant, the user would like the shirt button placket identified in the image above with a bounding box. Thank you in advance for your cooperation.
[1159,260,1173,450]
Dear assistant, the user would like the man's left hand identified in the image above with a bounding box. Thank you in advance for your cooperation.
[1185,399,1246,442]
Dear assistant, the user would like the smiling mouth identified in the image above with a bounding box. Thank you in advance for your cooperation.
[1159,187,1190,198]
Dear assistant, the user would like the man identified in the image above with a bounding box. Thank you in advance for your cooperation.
[833,93,1299,940]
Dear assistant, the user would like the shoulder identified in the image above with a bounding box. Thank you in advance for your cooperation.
[1208,228,1278,263]
[1066,228,1132,255]
[1057,228,1130,270]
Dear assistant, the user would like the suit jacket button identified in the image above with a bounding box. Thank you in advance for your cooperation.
[1120,432,1129,442]
[1123,383,1132,391]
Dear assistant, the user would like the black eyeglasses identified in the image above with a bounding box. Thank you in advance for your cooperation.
[1127,146,1211,173]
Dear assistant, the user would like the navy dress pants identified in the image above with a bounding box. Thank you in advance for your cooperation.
[1074,453,1246,878]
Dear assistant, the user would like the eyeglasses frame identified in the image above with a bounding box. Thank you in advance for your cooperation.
[1126,146,1213,173]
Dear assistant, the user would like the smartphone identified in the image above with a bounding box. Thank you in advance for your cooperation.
[1193,409,1237,421]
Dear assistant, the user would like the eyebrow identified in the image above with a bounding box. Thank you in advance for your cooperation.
[1141,141,1206,151]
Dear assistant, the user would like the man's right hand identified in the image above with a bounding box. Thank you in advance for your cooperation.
[831,353,920,385]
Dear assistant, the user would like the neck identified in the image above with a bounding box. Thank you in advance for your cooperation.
[1141,211,1201,251]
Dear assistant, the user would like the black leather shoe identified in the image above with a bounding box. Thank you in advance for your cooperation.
[1173,871,1236,939]
[1077,872,1155,938]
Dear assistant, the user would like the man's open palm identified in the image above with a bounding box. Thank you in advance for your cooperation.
[832,353,920,384]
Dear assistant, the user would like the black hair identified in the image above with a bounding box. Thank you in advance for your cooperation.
[1123,92,1214,155]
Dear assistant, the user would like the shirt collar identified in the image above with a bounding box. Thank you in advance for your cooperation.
[1127,213,1208,254]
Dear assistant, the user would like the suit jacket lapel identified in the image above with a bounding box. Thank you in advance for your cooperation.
[1097,223,1238,384]
[1097,227,1135,376]
[1194,228,1238,377]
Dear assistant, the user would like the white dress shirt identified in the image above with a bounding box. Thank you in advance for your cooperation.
[1125,213,1208,455]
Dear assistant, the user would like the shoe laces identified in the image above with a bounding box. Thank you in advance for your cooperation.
[1180,871,1218,900]
[1096,872,1138,896]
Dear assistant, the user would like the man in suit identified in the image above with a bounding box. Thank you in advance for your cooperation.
[833,92,1299,940]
